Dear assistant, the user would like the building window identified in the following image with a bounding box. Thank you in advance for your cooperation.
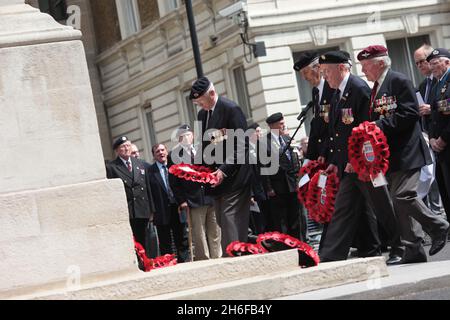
[232,65,252,121]
[38,0,68,21]
[158,0,182,17]
[115,0,141,39]
[386,35,431,88]
[144,106,157,150]
[183,90,199,129]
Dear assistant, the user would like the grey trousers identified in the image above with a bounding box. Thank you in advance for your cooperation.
[388,169,449,258]
[436,161,450,222]
[320,174,399,261]
[190,205,222,260]
[214,185,251,255]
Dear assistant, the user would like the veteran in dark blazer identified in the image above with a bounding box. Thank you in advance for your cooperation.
[428,48,450,223]
[294,51,335,162]
[359,45,450,264]
[316,51,401,263]
[106,136,157,257]
[148,143,189,263]
[262,113,305,241]
[190,77,252,253]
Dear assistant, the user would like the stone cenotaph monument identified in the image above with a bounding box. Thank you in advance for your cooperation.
[0,0,138,298]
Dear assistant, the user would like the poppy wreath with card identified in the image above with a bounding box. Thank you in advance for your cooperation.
[305,170,339,224]
[226,241,268,257]
[296,160,327,206]
[348,121,390,182]
[169,164,219,185]
[256,232,320,268]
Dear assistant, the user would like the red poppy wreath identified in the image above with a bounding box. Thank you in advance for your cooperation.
[256,232,320,268]
[348,121,390,182]
[134,239,177,272]
[226,241,268,257]
[296,160,327,205]
[169,164,219,185]
[305,171,339,224]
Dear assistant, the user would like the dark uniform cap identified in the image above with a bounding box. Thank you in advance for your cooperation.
[176,124,193,138]
[357,45,388,61]
[266,112,284,125]
[293,51,319,71]
[189,76,211,100]
[319,50,351,64]
[113,136,129,150]
[426,48,450,62]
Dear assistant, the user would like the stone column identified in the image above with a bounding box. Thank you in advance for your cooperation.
[0,0,137,297]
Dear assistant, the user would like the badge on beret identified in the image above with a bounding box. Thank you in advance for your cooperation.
[433,50,439,55]
[321,55,326,60]
[194,93,199,98]
[361,52,370,58]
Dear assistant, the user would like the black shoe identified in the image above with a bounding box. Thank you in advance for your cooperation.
[386,255,403,265]
[429,226,450,256]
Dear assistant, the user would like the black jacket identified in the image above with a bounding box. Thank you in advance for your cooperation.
[429,70,450,163]
[262,133,298,195]
[418,76,437,133]
[148,162,175,226]
[106,157,155,220]
[307,80,335,160]
[370,69,431,173]
[327,74,371,178]
[198,96,252,196]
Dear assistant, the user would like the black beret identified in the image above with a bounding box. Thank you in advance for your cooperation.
[294,51,319,71]
[176,124,193,138]
[426,48,450,62]
[113,136,129,150]
[266,112,284,125]
[189,76,211,100]
[319,50,351,64]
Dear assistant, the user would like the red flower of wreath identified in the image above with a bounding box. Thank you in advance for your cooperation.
[296,160,327,205]
[256,232,320,268]
[169,163,219,185]
[134,239,177,272]
[226,241,268,257]
[305,171,339,224]
[348,121,390,182]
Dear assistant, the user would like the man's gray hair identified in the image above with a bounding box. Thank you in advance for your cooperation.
[416,44,434,57]
[372,55,392,68]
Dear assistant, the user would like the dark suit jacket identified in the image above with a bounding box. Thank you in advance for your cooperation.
[106,157,155,220]
[429,71,450,162]
[262,133,298,195]
[307,80,335,160]
[327,74,371,178]
[418,76,437,133]
[148,162,175,226]
[370,69,431,172]
[198,96,252,196]
[169,147,214,208]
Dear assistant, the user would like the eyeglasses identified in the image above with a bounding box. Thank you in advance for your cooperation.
[415,59,427,66]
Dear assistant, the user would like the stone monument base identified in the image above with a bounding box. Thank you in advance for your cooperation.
[0,179,138,299]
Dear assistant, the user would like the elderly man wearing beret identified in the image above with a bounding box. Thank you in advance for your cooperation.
[189,76,252,254]
[359,45,450,264]
[106,136,158,259]
[315,50,402,263]
[427,48,450,224]
[294,51,335,164]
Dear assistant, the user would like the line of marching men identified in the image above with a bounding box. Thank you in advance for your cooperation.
[294,45,450,265]
[105,44,450,267]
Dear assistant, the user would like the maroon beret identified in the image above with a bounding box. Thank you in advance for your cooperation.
[357,45,388,61]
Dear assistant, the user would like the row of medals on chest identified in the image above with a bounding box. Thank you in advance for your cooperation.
[437,83,450,115]
[318,95,397,123]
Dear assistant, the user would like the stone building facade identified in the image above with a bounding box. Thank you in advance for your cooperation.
[28,0,450,162]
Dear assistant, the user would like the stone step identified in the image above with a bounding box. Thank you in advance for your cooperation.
[14,249,299,300]
[145,257,388,300]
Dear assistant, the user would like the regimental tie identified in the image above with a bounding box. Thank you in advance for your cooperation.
[312,87,320,117]
[126,160,132,172]
[369,81,379,118]
[279,135,292,161]
[162,164,175,202]
[424,77,433,104]
[206,109,213,129]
